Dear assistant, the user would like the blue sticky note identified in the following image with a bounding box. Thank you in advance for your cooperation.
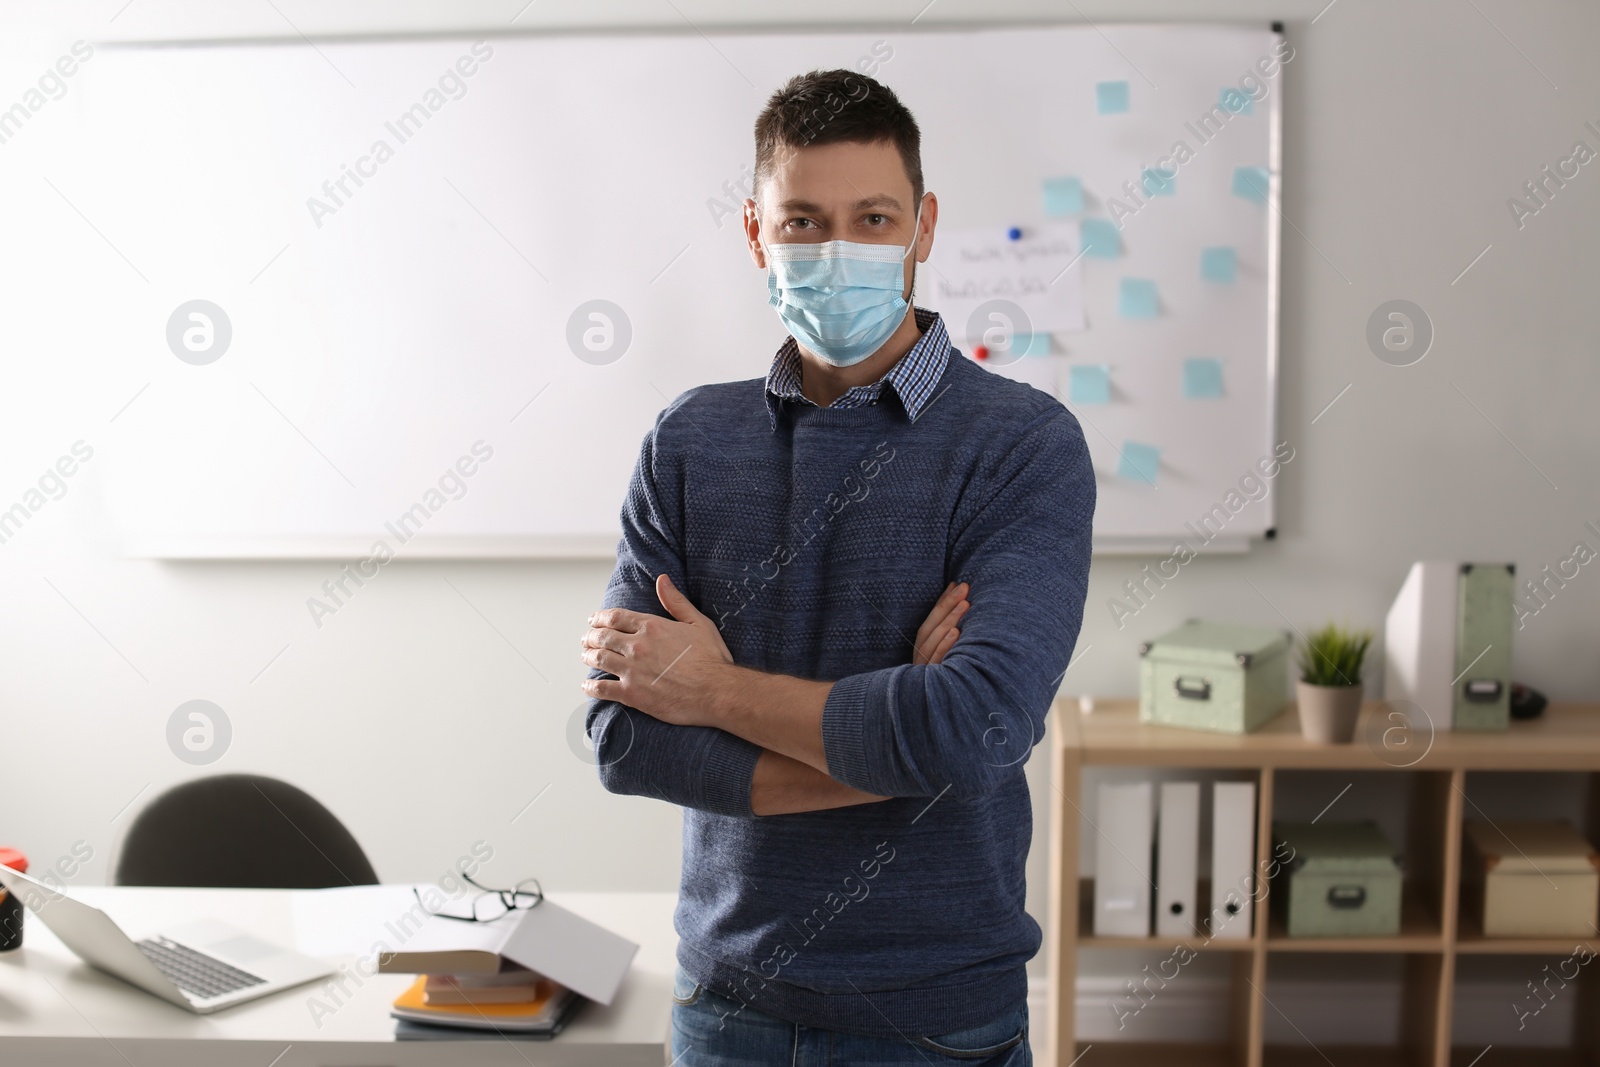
[1118,278,1159,319]
[1184,358,1225,399]
[1140,166,1176,197]
[1220,87,1254,115]
[1096,80,1129,115]
[1069,365,1110,405]
[1080,218,1121,259]
[1012,333,1051,357]
[1232,165,1270,203]
[1118,441,1161,485]
[1201,246,1237,283]
[1042,176,1084,217]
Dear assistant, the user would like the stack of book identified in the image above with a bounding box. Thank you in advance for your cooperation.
[390,969,583,1040]
[374,891,639,1040]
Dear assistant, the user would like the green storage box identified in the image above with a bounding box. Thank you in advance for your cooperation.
[1452,563,1514,731]
[1272,821,1402,938]
[1138,621,1289,734]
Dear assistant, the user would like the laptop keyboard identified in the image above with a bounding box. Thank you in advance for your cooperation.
[136,936,268,1000]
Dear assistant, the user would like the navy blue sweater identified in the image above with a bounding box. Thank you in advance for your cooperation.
[587,330,1095,1038]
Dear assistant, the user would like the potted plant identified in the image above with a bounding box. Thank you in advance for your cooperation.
[1296,623,1373,743]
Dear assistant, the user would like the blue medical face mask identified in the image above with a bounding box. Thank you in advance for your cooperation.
[762,202,922,368]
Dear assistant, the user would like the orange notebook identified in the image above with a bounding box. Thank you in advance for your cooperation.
[391,976,576,1032]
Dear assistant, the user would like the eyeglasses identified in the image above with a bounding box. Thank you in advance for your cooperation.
[414,872,544,923]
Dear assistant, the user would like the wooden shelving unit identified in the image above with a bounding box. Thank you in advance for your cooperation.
[1046,698,1600,1067]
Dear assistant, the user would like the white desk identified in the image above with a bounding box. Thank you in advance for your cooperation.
[0,885,676,1066]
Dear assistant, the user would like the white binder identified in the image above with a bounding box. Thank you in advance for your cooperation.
[1093,781,1153,937]
[1383,560,1458,731]
[1156,781,1200,937]
[1209,781,1257,940]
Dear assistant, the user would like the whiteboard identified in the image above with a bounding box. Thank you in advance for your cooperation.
[78,23,1281,558]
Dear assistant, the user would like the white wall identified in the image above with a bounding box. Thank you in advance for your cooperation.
[3,0,1598,1000]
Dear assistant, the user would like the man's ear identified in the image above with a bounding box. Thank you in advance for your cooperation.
[743,198,767,269]
[914,192,937,263]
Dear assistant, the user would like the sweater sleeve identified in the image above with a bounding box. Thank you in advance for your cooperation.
[819,408,1096,800]
[586,410,763,817]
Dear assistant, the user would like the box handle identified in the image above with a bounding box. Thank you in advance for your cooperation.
[1326,885,1367,910]
[1463,679,1503,703]
[1174,676,1211,701]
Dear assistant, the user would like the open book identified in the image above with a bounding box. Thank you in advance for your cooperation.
[375,897,638,1006]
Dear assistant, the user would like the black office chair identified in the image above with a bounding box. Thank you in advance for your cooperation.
[114,774,379,889]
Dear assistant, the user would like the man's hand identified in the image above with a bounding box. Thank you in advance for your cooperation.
[581,574,732,728]
[584,575,974,813]
[915,581,968,665]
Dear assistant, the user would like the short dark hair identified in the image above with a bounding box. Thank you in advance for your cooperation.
[753,69,924,207]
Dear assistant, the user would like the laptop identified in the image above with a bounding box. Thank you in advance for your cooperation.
[0,863,334,1013]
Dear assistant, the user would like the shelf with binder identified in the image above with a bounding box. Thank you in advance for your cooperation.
[1047,697,1600,1067]
[1078,878,1257,951]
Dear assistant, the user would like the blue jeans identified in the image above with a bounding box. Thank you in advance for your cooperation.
[669,965,1031,1066]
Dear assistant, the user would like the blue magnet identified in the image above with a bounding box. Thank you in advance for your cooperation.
[1007,226,1022,241]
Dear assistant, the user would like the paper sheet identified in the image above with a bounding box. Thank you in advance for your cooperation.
[1042,176,1084,217]
[1184,358,1225,399]
[1069,365,1111,405]
[1232,165,1270,203]
[926,222,1086,337]
[1118,441,1161,485]
[1201,246,1237,283]
[1118,278,1160,319]
[1081,218,1121,259]
[1096,80,1129,114]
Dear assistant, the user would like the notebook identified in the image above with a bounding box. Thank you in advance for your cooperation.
[391,974,580,1033]
[394,1003,583,1041]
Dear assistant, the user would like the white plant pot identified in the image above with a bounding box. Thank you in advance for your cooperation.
[1296,680,1363,744]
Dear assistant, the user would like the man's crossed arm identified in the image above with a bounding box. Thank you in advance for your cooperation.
[585,405,1091,817]
[582,576,969,816]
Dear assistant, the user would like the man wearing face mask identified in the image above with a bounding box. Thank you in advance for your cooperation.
[582,69,1094,1065]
